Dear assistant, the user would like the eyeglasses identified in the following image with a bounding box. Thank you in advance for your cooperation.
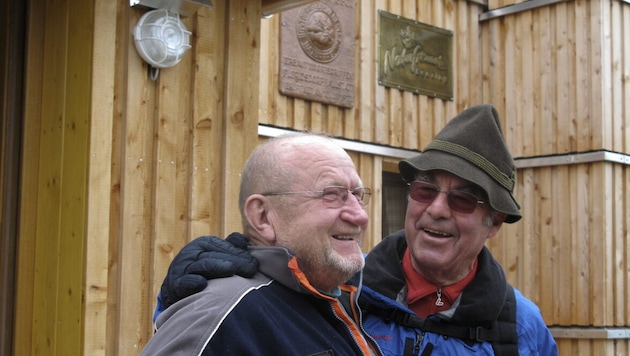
[262,186,371,209]
[407,181,484,214]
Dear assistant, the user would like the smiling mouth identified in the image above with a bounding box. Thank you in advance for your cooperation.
[422,228,452,238]
[332,235,356,241]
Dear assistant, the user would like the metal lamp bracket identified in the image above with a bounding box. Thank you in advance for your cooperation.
[130,0,213,17]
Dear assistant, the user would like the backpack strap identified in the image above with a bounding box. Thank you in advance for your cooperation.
[491,283,518,355]
[380,310,509,343]
[365,284,519,355]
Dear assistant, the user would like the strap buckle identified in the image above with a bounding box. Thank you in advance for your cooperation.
[471,326,486,342]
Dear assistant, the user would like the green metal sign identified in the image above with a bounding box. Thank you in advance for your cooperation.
[378,10,453,100]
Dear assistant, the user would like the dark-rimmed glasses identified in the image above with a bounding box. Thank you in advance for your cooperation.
[407,181,484,214]
[262,186,371,209]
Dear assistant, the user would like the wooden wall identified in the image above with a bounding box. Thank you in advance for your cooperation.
[16,0,94,354]
[494,161,630,355]
[482,1,630,354]
[16,0,260,354]
[13,0,630,355]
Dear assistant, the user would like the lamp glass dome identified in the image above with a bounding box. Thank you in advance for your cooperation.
[133,9,192,68]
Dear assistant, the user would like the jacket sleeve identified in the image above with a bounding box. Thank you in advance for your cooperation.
[514,289,558,355]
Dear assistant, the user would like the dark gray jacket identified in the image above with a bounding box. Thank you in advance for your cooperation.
[142,242,381,355]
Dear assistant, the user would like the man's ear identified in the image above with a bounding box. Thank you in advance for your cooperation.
[486,213,506,239]
[242,194,276,245]
[494,213,507,226]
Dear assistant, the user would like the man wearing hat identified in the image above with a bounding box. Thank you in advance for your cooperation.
[359,104,557,355]
[153,105,558,355]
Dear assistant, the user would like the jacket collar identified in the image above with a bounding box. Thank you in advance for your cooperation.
[362,230,507,327]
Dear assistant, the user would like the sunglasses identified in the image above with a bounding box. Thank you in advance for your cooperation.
[407,181,485,214]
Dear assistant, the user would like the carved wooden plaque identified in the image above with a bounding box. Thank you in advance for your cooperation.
[378,10,453,100]
[279,0,355,108]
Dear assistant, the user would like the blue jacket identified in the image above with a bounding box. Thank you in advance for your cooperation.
[143,243,382,355]
[359,230,558,355]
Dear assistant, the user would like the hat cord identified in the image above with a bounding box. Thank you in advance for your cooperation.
[424,140,515,192]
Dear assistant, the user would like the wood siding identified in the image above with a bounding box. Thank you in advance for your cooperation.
[12,0,630,355]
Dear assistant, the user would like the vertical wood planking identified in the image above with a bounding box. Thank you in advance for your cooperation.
[222,0,261,235]
[469,1,484,106]
[536,7,553,159]
[553,165,571,325]
[574,1,591,152]
[504,16,520,156]
[386,1,403,148]
[357,0,374,142]
[367,155,383,248]
[624,166,630,327]
[149,12,195,341]
[329,105,344,137]
[14,0,45,353]
[373,0,387,145]
[454,3,467,108]
[624,7,630,154]
[441,1,456,123]
[554,3,575,153]
[106,1,131,352]
[273,14,292,129]
[352,151,376,249]
[188,5,226,241]
[400,1,417,150]
[591,1,608,151]
[84,0,117,353]
[57,0,93,353]
[522,166,539,303]
[31,0,69,353]
[573,164,590,324]
[537,166,553,314]
[430,1,447,134]
[610,2,623,153]
[589,163,613,326]
[612,164,625,326]
[259,15,275,124]
[415,0,431,151]
[310,102,324,133]
[519,11,534,157]
[293,98,310,131]
[116,7,156,354]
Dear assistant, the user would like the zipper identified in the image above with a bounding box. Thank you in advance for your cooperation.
[435,288,444,306]
[414,333,424,355]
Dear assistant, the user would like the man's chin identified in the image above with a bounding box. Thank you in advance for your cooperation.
[334,253,365,277]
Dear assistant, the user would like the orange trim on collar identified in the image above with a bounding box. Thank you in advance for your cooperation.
[287,257,376,355]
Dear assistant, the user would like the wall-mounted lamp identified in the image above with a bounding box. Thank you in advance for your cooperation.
[130,0,213,80]
[133,9,191,79]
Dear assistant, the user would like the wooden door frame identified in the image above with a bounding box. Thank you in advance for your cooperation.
[0,0,26,354]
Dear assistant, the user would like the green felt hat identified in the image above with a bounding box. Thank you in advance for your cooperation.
[399,104,521,223]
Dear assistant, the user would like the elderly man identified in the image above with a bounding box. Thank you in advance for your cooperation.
[142,133,381,355]
[153,105,558,355]
[359,105,556,355]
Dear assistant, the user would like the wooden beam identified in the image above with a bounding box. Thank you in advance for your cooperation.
[261,0,316,17]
